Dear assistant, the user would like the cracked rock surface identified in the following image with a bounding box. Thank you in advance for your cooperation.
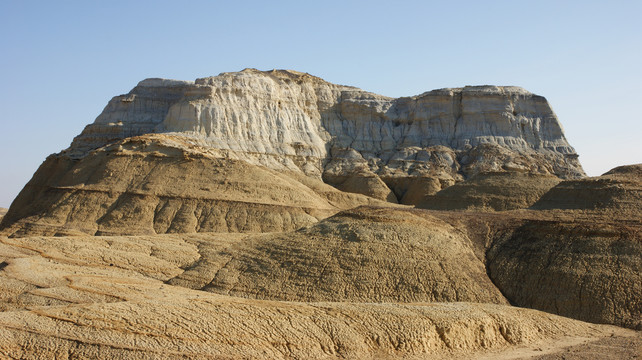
[67,68,583,206]
[0,70,639,358]
[0,209,638,359]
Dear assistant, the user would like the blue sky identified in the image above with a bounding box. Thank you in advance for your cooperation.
[0,0,640,207]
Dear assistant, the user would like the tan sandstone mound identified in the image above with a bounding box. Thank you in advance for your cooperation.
[1,69,587,237]
[0,208,6,222]
[487,218,641,330]
[484,166,642,331]
[0,232,629,359]
[532,163,642,216]
[417,172,561,211]
[0,134,385,238]
[169,206,508,304]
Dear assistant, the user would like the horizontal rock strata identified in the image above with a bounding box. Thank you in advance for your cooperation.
[532,163,642,216]
[170,206,508,304]
[487,218,641,330]
[0,227,626,359]
[0,135,386,237]
[67,68,583,204]
[0,69,587,235]
[418,172,562,211]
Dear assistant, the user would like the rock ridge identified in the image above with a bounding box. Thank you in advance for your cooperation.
[66,69,584,204]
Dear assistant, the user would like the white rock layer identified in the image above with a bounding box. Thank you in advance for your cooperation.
[67,69,584,186]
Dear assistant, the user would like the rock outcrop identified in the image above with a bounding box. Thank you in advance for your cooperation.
[487,217,641,330]
[0,208,6,222]
[170,206,508,304]
[68,70,584,187]
[532,163,642,217]
[486,164,642,330]
[0,135,386,237]
[418,172,561,211]
[0,229,631,359]
[0,69,586,236]
[0,163,640,357]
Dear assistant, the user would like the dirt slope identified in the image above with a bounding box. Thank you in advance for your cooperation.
[487,216,641,330]
[170,206,507,304]
[0,135,387,237]
[418,172,561,211]
[0,231,629,359]
[532,163,642,216]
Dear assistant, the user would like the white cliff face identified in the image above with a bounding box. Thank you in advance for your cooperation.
[67,69,584,201]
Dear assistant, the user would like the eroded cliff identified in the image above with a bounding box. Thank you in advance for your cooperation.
[68,69,583,203]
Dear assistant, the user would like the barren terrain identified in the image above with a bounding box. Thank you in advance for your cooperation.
[0,70,639,358]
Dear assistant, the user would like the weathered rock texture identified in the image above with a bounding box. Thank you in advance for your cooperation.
[67,68,583,202]
[532,163,642,216]
[0,166,640,357]
[486,165,642,330]
[487,218,641,330]
[0,208,6,222]
[0,69,586,235]
[0,135,386,237]
[0,229,631,359]
[2,70,639,358]
[418,172,561,211]
[170,207,508,304]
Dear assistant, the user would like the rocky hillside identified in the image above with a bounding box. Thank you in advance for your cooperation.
[67,69,583,204]
[1,70,639,358]
[1,69,585,236]
[0,135,387,238]
[0,202,639,358]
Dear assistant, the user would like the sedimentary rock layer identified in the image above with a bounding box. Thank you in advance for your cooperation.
[0,135,385,237]
[532,163,642,216]
[487,218,641,330]
[0,228,628,359]
[417,172,561,211]
[66,69,583,204]
[486,165,642,330]
[1,69,587,235]
[170,206,508,304]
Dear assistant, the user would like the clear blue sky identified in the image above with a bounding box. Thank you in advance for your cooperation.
[1,0,640,208]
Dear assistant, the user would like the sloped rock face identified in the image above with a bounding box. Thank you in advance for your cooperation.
[0,222,625,359]
[69,69,583,200]
[418,172,562,211]
[485,165,642,330]
[1,69,585,235]
[532,163,642,216]
[3,69,641,359]
[0,135,384,237]
[487,218,642,330]
[169,206,508,304]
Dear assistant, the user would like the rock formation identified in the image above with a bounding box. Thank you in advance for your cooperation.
[67,70,584,184]
[532,163,642,217]
[1,69,585,236]
[0,222,637,359]
[66,69,583,204]
[1,70,639,358]
[418,172,561,211]
[486,164,642,330]
[170,207,508,304]
[488,217,641,330]
[0,208,6,222]
[0,135,386,238]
